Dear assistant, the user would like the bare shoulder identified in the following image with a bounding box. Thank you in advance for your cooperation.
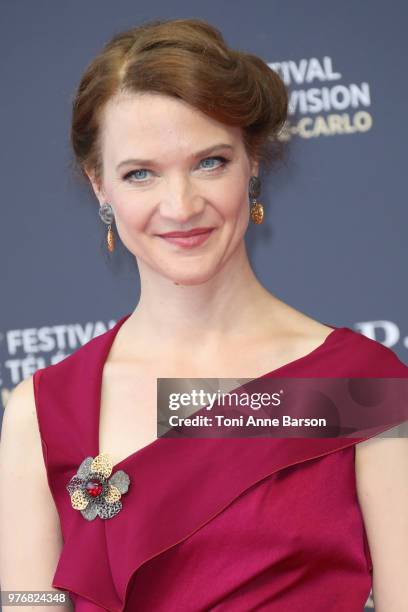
[0,374,51,502]
[0,375,41,465]
[355,429,408,457]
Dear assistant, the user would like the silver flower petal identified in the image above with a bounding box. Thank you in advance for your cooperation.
[76,456,94,479]
[66,475,85,495]
[108,469,130,494]
[81,502,99,521]
[97,499,122,520]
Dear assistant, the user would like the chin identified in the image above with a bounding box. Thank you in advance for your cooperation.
[161,265,219,287]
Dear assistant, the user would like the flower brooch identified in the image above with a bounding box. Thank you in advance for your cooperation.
[66,453,130,521]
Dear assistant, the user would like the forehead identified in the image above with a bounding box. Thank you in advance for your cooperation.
[99,92,243,160]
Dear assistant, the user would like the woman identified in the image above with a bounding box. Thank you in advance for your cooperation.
[1,17,407,612]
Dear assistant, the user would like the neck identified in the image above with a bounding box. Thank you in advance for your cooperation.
[126,241,280,351]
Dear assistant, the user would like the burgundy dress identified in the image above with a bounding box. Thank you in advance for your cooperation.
[32,313,408,611]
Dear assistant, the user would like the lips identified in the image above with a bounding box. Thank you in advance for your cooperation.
[157,228,214,249]
[157,227,214,238]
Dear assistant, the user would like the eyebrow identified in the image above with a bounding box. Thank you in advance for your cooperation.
[116,143,234,171]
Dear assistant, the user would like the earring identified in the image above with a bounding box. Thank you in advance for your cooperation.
[98,203,115,252]
[248,176,264,224]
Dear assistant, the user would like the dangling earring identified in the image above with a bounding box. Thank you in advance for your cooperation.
[248,176,264,224]
[98,203,115,252]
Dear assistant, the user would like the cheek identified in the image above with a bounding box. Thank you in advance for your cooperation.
[219,180,249,224]
[111,196,149,233]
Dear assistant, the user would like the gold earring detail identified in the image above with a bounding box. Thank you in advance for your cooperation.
[249,176,264,224]
[250,201,264,224]
[107,224,115,253]
[98,203,115,252]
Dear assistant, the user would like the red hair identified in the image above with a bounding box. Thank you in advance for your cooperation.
[70,18,288,187]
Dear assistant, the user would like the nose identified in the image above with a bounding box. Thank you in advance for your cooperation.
[159,176,205,224]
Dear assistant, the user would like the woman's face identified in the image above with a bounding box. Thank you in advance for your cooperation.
[88,92,259,285]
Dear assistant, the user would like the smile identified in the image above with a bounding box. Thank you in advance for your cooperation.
[157,229,214,249]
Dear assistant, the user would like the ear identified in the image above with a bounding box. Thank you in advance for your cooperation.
[84,166,106,206]
[249,157,260,178]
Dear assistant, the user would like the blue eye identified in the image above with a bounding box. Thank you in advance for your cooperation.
[200,156,228,170]
[123,168,150,182]
[122,155,229,183]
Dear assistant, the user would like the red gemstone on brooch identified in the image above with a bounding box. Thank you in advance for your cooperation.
[86,480,103,497]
